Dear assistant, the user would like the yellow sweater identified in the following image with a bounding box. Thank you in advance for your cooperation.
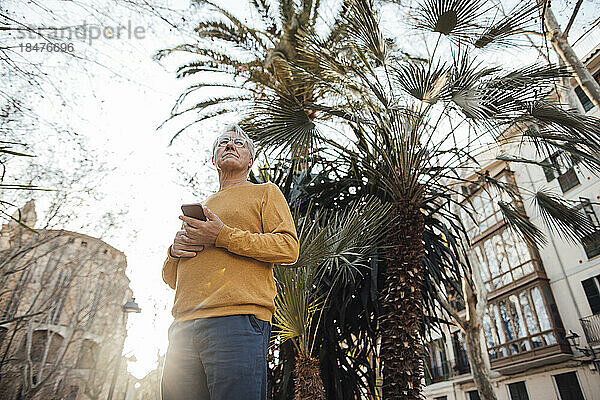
[162,182,299,323]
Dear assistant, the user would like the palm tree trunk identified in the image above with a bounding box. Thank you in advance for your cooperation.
[293,353,325,400]
[379,202,425,399]
[543,7,600,109]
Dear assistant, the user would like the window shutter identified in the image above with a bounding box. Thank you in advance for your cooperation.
[582,277,600,314]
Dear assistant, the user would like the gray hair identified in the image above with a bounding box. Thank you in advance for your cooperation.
[212,123,256,161]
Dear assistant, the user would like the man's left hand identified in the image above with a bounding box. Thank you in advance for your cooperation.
[179,206,225,246]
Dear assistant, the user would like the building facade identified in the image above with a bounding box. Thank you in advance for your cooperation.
[0,200,135,400]
[423,26,600,400]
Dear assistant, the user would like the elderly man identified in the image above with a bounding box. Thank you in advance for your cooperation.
[160,123,299,400]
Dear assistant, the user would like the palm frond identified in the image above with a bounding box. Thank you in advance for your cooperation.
[171,83,256,115]
[450,62,569,121]
[533,189,596,243]
[274,196,393,356]
[393,60,449,103]
[498,200,547,246]
[194,19,269,53]
[350,107,431,204]
[520,102,600,171]
[472,0,540,48]
[413,0,490,41]
[342,0,387,65]
[176,51,263,78]
[154,44,202,61]
[250,0,280,35]
[165,95,251,122]
[165,109,231,145]
[197,0,273,48]
[496,153,553,168]
[245,91,321,162]
[273,264,324,355]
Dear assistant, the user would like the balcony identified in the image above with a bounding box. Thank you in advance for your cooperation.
[423,358,472,386]
[424,360,450,385]
[580,314,600,347]
[582,230,600,259]
[452,358,471,375]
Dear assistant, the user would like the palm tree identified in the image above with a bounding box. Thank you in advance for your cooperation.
[273,196,393,399]
[155,0,336,146]
[243,0,600,398]
[250,163,393,399]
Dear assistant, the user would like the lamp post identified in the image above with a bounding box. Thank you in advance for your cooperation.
[107,298,141,400]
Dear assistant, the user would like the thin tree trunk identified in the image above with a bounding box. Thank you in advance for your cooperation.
[379,202,425,400]
[544,7,600,109]
[463,323,497,400]
[462,265,497,400]
[558,57,584,111]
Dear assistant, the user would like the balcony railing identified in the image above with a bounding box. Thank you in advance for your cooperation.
[423,358,472,385]
[424,360,450,385]
[452,358,471,375]
[582,230,600,259]
[581,314,600,346]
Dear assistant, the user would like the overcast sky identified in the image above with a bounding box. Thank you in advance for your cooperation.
[1,0,597,380]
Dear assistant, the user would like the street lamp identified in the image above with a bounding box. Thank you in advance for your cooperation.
[565,329,597,359]
[565,330,580,348]
[107,298,141,400]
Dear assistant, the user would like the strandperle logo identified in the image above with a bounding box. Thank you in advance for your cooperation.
[16,20,146,45]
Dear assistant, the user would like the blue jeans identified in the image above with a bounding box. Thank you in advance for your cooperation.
[161,314,271,400]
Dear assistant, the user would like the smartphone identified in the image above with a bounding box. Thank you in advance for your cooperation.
[181,203,207,221]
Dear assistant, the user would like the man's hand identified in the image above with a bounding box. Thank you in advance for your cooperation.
[179,206,225,247]
[170,230,205,258]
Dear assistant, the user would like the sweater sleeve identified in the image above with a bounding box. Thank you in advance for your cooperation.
[162,246,179,290]
[163,223,185,289]
[215,183,300,264]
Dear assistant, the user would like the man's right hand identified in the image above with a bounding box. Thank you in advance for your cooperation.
[170,230,205,258]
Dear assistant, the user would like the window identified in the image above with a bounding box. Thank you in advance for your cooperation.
[581,275,600,315]
[508,381,529,400]
[467,391,481,400]
[573,71,600,112]
[471,228,535,291]
[483,285,561,360]
[29,330,64,364]
[574,86,594,112]
[451,331,470,375]
[460,185,508,241]
[434,397,448,400]
[579,198,600,259]
[2,268,31,320]
[425,338,449,384]
[76,339,98,369]
[49,270,70,324]
[542,152,580,193]
[459,172,537,291]
[554,372,585,400]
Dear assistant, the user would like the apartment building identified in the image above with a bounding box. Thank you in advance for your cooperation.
[423,26,600,400]
[0,200,136,400]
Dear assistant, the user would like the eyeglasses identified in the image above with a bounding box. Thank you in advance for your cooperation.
[217,136,247,148]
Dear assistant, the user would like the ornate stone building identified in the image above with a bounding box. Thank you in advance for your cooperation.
[0,200,136,400]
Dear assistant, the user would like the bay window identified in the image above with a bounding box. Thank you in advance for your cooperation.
[482,284,565,362]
